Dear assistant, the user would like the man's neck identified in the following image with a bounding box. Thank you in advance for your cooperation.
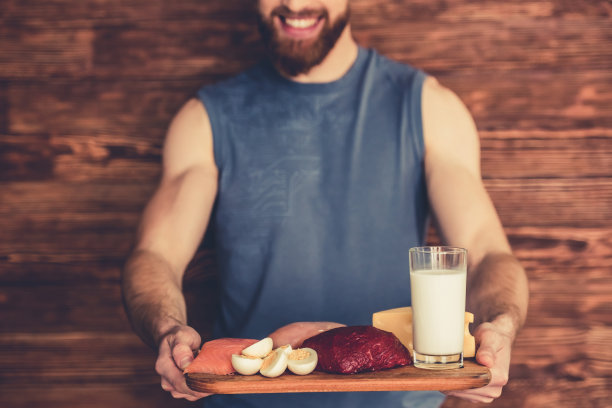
[288,27,358,84]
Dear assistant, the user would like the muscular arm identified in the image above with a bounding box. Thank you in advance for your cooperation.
[422,76,528,332]
[422,77,528,402]
[122,98,218,348]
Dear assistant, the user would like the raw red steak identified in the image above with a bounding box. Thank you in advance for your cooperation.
[301,325,412,374]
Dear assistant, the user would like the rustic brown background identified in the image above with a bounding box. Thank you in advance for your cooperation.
[1,0,611,407]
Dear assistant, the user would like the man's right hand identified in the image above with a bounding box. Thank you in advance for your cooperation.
[155,325,211,401]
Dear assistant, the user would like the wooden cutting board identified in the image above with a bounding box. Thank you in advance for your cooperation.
[185,359,490,394]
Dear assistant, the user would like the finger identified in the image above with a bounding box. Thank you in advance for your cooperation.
[157,352,196,396]
[169,328,202,369]
[161,378,174,392]
[162,361,209,399]
[170,390,200,400]
[183,394,205,402]
[488,363,510,388]
[174,327,202,350]
[449,383,503,399]
[172,342,196,370]
[155,346,175,376]
[160,368,214,401]
[447,391,495,404]
[447,389,498,403]
[475,330,504,368]
[169,376,211,400]
[476,347,495,368]
[170,388,209,401]
[163,375,206,401]
[447,367,505,400]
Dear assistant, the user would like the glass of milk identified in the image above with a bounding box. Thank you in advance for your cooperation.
[409,246,467,369]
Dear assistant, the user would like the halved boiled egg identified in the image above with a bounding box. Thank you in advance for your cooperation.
[242,337,273,358]
[231,354,263,375]
[259,345,291,378]
[287,348,318,375]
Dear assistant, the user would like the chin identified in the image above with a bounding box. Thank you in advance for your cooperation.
[257,6,350,77]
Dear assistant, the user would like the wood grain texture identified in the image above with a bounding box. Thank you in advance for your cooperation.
[0,0,610,407]
[185,361,491,394]
[0,384,192,408]
[0,333,189,408]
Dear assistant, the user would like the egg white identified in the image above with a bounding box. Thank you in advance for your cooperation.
[259,346,291,378]
[287,348,318,375]
[241,337,274,358]
[231,354,263,375]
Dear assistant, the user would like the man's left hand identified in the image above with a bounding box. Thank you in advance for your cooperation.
[445,315,516,403]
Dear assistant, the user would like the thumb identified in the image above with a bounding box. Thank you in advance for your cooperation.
[476,341,496,368]
[175,325,202,349]
[474,325,498,368]
[171,327,202,370]
[173,343,195,370]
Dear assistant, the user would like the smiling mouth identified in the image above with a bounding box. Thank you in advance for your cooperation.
[279,15,322,29]
[271,5,327,37]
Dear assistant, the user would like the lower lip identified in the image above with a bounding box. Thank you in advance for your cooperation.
[276,16,324,39]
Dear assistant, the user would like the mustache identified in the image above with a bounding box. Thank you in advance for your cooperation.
[270,5,328,20]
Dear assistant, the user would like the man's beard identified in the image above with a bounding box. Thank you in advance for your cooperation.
[257,5,350,77]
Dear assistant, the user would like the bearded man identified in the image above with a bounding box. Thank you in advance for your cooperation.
[122,0,529,407]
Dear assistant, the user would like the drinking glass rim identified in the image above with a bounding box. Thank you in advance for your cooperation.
[409,246,467,254]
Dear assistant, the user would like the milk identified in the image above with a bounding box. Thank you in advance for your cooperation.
[410,268,466,356]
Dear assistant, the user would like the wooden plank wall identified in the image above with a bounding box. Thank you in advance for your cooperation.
[1,0,610,406]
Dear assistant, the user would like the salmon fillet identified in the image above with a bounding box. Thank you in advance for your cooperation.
[183,338,258,375]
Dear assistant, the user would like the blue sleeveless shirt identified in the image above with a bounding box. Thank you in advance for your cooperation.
[196,47,444,408]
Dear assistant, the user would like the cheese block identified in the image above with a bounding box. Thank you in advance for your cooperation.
[372,307,414,356]
[372,307,476,358]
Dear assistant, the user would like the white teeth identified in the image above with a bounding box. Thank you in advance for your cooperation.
[285,18,318,28]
